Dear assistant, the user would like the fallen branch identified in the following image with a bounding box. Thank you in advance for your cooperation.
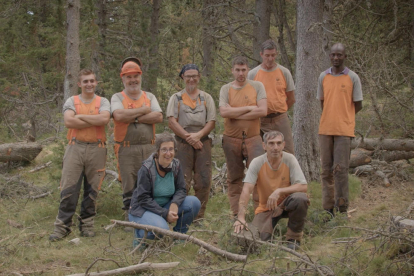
[105,169,119,180]
[67,262,180,276]
[29,191,52,200]
[28,161,52,173]
[111,220,247,262]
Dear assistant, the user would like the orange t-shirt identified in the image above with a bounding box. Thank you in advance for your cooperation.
[318,74,356,137]
[219,81,266,138]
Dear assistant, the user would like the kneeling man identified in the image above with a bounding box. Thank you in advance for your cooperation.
[233,131,309,250]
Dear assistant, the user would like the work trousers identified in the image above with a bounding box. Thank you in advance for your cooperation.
[129,196,201,240]
[222,135,264,215]
[53,142,106,235]
[319,135,351,212]
[260,112,294,154]
[252,192,309,241]
[114,143,155,211]
[175,138,212,219]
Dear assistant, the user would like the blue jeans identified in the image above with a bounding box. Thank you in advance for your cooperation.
[128,195,201,240]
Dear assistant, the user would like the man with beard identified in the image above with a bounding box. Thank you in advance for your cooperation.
[219,56,267,217]
[50,69,110,241]
[317,43,363,216]
[166,64,216,221]
[248,39,295,154]
[111,57,163,227]
[233,131,308,250]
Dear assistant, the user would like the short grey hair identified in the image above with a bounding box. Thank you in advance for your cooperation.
[154,133,177,158]
[263,131,284,144]
[260,39,278,53]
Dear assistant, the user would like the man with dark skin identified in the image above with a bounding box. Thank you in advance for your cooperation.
[317,43,363,217]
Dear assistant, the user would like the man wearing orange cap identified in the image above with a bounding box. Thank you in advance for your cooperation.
[111,58,163,224]
[50,69,110,241]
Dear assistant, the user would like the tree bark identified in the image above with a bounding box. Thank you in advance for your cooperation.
[92,0,107,96]
[0,142,43,162]
[146,0,162,95]
[293,0,324,181]
[252,0,271,66]
[63,0,81,102]
[273,0,292,72]
[202,0,220,77]
[375,150,414,163]
[351,138,414,151]
[321,0,333,68]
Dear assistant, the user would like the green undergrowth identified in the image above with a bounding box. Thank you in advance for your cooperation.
[1,142,413,275]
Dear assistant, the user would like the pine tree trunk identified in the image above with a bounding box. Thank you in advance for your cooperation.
[293,0,324,182]
[147,0,161,95]
[202,0,220,77]
[63,0,80,102]
[252,0,271,66]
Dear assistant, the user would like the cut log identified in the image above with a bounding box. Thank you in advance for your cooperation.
[375,150,414,162]
[353,165,374,175]
[374,170,391,187]
[352,138,414,151]
[0,142,43,162]
[349,148,373,168]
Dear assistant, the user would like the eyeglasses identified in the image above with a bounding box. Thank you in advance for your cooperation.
[160,147,175,154]
[183,75,199,80]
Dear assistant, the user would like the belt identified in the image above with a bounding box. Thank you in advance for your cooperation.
[265,112,283,118]
[115,140,152,146]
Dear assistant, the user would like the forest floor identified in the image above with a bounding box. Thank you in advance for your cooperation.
[0,140,414,276]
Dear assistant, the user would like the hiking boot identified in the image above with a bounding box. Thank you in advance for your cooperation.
[286,239,301,250]
[322,209,335,223]
[80,230,95,237]
[49,230,71,242]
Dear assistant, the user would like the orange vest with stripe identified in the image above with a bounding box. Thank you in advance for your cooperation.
[66,95,106,143]
[113,91,155,144]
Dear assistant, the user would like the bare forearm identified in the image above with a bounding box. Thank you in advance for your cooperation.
[236,108,266,120]
[237,183,254,219]
[286,91,295,110]
[220,106,251,118]
[196,121,215,138]
[113,107,150,123]
[277,184,307,196]
[355,101,362,114]
[76,112,110,126]
[138,112,163,124]
[65,117,93,129]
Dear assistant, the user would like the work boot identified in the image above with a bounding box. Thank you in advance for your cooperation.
[286,239,301,250]
[124,211,133,232]
[80,229,95,237]
[49,230,71,242]
[322,209,335,223]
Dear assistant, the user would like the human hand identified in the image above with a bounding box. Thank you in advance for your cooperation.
[192,141,203,149]
[167,211,178,223]
[140,105,151,114]
[185,132,201,145]
[233,218,248,234]
[267,189,281,210]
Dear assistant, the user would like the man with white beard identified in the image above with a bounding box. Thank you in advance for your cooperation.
[111,57,163,228]
[166,64,216,221]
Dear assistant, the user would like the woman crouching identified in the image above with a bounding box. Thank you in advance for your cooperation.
[128,133,201,245]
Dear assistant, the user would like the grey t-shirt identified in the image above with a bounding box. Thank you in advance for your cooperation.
[63,95,111,114]
[110,91,162,115]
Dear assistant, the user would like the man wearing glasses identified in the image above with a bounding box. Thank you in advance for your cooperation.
[166,64,216,221]
[111,57,163,227]
[317,43,363,217]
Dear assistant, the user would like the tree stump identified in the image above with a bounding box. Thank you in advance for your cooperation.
[0,142,43,162]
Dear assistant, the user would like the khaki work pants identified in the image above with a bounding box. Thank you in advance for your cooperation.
[260,112,294,154]
[222,135,264,215]
[175,138,212,219]
[252,192,309,241]
[319,135,351,212]
[53,141,106,235]
[114,143,155,210]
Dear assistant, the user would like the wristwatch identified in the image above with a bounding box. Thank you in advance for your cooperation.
[135,117,139,123]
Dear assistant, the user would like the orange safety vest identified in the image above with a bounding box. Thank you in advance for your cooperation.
[113,91,156,145]
[66,95,105,146]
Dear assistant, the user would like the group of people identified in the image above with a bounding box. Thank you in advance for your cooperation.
[49,40,363,251]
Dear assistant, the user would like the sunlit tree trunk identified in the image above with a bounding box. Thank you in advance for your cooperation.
[252,0,271,66]
[64,0,80,101]
[293,0,324,181]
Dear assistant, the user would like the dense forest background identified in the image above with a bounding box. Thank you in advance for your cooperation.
[0,0,413,177]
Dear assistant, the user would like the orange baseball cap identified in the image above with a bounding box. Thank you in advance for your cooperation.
[120,61,142,77]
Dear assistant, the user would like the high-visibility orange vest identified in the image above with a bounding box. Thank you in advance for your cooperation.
[66,95,106,144]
